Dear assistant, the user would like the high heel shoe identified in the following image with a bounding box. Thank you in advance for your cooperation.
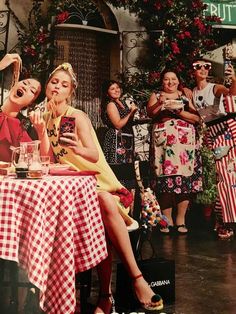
[95,293,116,314]
[132,274,164,311]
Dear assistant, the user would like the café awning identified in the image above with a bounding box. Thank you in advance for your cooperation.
[204,0,236,28]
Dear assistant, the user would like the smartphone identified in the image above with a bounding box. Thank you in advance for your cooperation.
[224,60,231,75]
[59,116,75,146]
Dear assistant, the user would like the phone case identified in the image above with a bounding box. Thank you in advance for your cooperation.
[59,116,75,145]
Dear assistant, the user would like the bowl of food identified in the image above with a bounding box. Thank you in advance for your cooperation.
[162,99,184,110]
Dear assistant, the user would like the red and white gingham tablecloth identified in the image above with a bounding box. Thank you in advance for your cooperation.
[0,175,108,314]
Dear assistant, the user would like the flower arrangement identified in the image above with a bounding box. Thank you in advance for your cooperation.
[107,0,221,88]
[5,0,98,80]
[5,0,54,81]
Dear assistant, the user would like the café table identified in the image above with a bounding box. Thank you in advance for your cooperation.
[0,173,108,314]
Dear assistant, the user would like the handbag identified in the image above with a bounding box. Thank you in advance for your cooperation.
[115,257,175,309]
[134,160,168,230]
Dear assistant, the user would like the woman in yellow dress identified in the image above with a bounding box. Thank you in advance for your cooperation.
[30,63,163,313]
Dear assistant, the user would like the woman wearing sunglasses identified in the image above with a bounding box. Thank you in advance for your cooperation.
[192,59,236,239]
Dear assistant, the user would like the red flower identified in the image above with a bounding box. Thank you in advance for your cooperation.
[194,17,206,33]
[37,32,47,43]
[111,188,133,208]
[56,11,69,24]
[154,2,162,10]
[24,46,37,57]
[159,220,168,227]
[184,31,191,38]
[171,42,180,54]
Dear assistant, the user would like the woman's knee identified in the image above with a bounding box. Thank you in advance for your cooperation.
[98,191,118,215]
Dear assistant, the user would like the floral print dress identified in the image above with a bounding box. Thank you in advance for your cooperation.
[151,95,202,194]
[102,100,134,165]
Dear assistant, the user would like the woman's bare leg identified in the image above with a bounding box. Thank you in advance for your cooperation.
[176,199,189,232]
[94,241,113,314]
[94,191,163,313]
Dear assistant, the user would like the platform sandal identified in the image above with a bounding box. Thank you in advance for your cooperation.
[132,274,164,311]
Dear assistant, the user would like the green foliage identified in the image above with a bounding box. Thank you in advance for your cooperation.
[8,1,54,80]
[107,0,221,89]
[195,144,217,205]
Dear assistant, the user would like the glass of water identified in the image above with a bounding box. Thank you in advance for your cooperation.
[40,156,50,176]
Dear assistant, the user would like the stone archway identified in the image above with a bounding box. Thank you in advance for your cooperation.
[53,0,120,129]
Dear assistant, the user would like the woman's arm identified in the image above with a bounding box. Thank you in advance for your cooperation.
[147,92,163,118]
[61,112,99,163]
[176,99,200,124]
[106,101,137,130]
[0,53,22,71]
[214,64,236,97]
[29,109,52,156]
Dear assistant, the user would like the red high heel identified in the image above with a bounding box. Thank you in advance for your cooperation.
[132,274,164,311]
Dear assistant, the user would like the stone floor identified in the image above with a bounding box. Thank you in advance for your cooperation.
[88,205,236,314]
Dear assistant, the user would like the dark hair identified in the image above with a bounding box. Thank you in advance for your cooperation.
[159,68,181,85]
[100,79,121,123]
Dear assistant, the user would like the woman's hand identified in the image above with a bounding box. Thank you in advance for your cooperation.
[29,108,46,137]
[0,53,22,71]
[59,132,81,153]
[0,53,22,85]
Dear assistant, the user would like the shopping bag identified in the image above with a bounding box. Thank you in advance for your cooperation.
[115,257,175,309]
[134,160,168,230]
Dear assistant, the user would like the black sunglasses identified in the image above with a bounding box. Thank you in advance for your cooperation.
[193,63,211,71]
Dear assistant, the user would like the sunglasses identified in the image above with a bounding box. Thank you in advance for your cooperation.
[192,63,211,71]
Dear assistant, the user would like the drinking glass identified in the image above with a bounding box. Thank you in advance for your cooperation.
[40,156,50,176]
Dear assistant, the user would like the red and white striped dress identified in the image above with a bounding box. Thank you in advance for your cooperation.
[193,83,236,223]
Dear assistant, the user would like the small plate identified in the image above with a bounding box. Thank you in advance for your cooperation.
[49,164,71,172]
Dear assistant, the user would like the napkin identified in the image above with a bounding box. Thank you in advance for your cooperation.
[49,169,100,176]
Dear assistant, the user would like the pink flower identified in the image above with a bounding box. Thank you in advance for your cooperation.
[167,134,177,145]
[163,160,178,175]
[179,151,189,165]
[176,177,182,185]
[174,188,181,194]
[167,178,174,188]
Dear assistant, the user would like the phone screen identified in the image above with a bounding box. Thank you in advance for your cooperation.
[59,116,75,145]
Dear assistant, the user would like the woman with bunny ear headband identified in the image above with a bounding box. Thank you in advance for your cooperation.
[30,63,164,313]
[0,53,41,162]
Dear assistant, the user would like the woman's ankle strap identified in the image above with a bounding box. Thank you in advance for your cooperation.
[132,274,143,281]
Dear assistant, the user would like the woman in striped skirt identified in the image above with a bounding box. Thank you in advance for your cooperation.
[192,59,236,239]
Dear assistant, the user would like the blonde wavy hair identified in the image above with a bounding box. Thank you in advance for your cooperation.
[47,62,78,104]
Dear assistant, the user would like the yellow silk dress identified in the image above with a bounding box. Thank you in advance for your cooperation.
[44,106,136,227]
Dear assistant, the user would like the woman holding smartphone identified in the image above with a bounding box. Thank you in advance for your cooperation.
[30,63,163,313]
[192,59,236,239]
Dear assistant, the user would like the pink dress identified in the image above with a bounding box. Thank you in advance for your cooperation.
[0,111,32,162]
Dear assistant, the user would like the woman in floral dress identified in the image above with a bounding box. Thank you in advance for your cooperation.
[147,69,202,234]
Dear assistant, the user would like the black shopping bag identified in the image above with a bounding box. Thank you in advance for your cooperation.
[115,258,175,310]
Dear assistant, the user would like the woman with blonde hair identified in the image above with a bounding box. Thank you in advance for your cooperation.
[30,63,164,313]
